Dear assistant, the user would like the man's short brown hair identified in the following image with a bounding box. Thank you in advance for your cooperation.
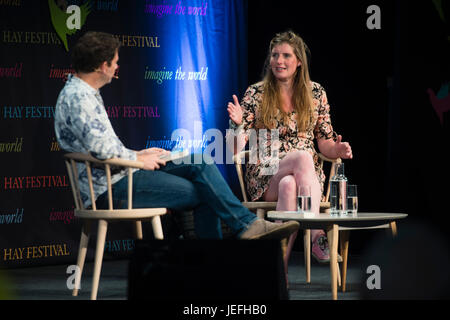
[71,31,121,73]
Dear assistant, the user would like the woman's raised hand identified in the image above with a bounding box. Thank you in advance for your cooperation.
[335,135,353,159]
[227,94,243,126]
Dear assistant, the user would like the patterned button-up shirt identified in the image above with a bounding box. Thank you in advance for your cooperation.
[54,74,137,207]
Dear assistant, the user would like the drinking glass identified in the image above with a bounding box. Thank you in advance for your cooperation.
[297,185,312,214]
[347,184,358,215]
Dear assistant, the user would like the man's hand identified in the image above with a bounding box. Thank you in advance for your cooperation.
[136,151,167,170]
[138,147,169,155]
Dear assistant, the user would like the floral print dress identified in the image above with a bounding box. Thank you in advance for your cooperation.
[238,81,337,201]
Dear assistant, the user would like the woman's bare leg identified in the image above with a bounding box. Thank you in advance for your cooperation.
[263,151,325,272]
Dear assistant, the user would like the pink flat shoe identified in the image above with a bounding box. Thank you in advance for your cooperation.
[311,234,342,264]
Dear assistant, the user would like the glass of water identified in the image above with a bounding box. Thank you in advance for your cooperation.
[347,184,358,215]
[297,185,312,214]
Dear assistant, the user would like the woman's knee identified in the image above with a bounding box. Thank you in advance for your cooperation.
[278,175,297,198]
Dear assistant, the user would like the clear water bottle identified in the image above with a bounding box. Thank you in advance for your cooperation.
[330,162,347,215]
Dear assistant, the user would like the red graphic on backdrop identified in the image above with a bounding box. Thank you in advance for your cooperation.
[428,84,450,125]
[0,63,22,78]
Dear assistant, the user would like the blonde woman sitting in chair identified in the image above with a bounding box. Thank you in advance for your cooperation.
[226,30,353,272]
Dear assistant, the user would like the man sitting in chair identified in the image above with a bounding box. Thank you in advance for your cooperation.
[54,31,299,240]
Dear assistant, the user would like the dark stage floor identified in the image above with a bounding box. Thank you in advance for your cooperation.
[1,251,366,300]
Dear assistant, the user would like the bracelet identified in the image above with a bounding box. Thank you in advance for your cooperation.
[229,119,244,130]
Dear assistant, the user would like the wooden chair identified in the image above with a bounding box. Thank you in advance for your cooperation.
[232,150,341,284]
[64,152,167,300]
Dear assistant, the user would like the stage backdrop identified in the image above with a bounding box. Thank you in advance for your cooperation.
[0,0,248,268]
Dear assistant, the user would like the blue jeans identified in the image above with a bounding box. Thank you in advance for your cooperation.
[97,154,257,239]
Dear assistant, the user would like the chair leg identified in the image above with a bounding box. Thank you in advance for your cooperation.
[337,261,341,287]
[151,216,164,240]
[256,208,265,219]
[339,230,350,292]
[280,238,288,287]
[91,219,108,300]
[390,221,397,237]
[303,229,311,283]
[134,221,143,240]
[281,238,288,259]
[73,220,91,297]
[326,224,339,300]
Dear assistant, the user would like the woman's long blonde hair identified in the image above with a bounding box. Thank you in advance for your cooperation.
[260,30,314,131]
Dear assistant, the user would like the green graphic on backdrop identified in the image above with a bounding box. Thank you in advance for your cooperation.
[48,0,92,51]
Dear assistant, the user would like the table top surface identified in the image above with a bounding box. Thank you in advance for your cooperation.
[267,211,408,222]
